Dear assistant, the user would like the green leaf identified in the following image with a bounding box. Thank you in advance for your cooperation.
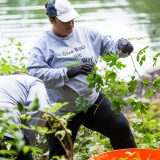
[105,70,116,80]
[23,146,30,154]
[64,61,81,67]
[143,79,149,87]
[15,42,22,47]
[75,96,90,113]
[102,54,119,67]
[111,97,127,113]
[153,76,160,90]
[136,46,148,65]
[153,52,160,66]
[20,114,27,120]
[137,46,149,56]
[128,76,137,93]
[51,102,68,113]
[116,61,126,69]
[140,55,146,66]
[117,83,128,95]
[87,69,103,92]
[137,101,149,113]
[146,88,155,98]
[0,149,17,155]
[9,37,15,43]
[103,54,118,62]
[28,98,39,111]
[127,98,137,106]
[17,101,25,113]
[17,47,22,52]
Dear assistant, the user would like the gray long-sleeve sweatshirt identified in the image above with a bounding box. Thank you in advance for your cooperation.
[27,26,127,115]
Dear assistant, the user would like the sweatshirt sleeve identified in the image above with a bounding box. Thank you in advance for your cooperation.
[24,78,50,145]
[26,78,50,111]
[88,28,128,58]
[27,38,69,89]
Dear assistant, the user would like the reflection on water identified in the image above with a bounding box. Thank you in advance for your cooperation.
[0,0,160,74]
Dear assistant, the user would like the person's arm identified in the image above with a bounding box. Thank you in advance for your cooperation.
[27,40,94,83]
[26,78,50,111]
[26,78,50,126]
[27,40,69,88]
[24,78,50,145]
[89,29,133,58]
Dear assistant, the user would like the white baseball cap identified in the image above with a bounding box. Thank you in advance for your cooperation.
[46,0,79,22]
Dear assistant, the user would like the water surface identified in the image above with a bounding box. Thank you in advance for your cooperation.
[0,0,160,75]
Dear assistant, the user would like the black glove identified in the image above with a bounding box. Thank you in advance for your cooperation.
[67,64,94,79]
[117,38,134,55]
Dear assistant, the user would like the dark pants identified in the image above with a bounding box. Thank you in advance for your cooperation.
[46,92,137,159]
[0,136,34,160]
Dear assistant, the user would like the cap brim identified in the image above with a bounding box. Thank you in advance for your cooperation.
[57,9,79,22]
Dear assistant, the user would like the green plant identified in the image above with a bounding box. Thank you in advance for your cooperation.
[0,38,160,160]
[74,44,160,159]
[0,38,28,75]
[0,100,72,160]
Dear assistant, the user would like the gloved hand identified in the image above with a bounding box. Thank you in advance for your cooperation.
[117,38,134,55]
[67,64,94,79]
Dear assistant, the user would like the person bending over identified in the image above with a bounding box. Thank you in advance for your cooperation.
[0,73,50,160]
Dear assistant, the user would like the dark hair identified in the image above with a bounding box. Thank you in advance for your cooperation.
[49,17,56,22]
[45,3,48,9]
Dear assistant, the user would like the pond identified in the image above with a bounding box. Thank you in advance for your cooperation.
[0,0,160,76]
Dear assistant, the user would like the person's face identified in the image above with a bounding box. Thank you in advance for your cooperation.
[50,17,74,37]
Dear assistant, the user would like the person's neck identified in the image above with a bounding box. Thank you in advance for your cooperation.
[52,29,68,37]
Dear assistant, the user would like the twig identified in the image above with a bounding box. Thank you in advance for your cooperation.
[130,54,143,81]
